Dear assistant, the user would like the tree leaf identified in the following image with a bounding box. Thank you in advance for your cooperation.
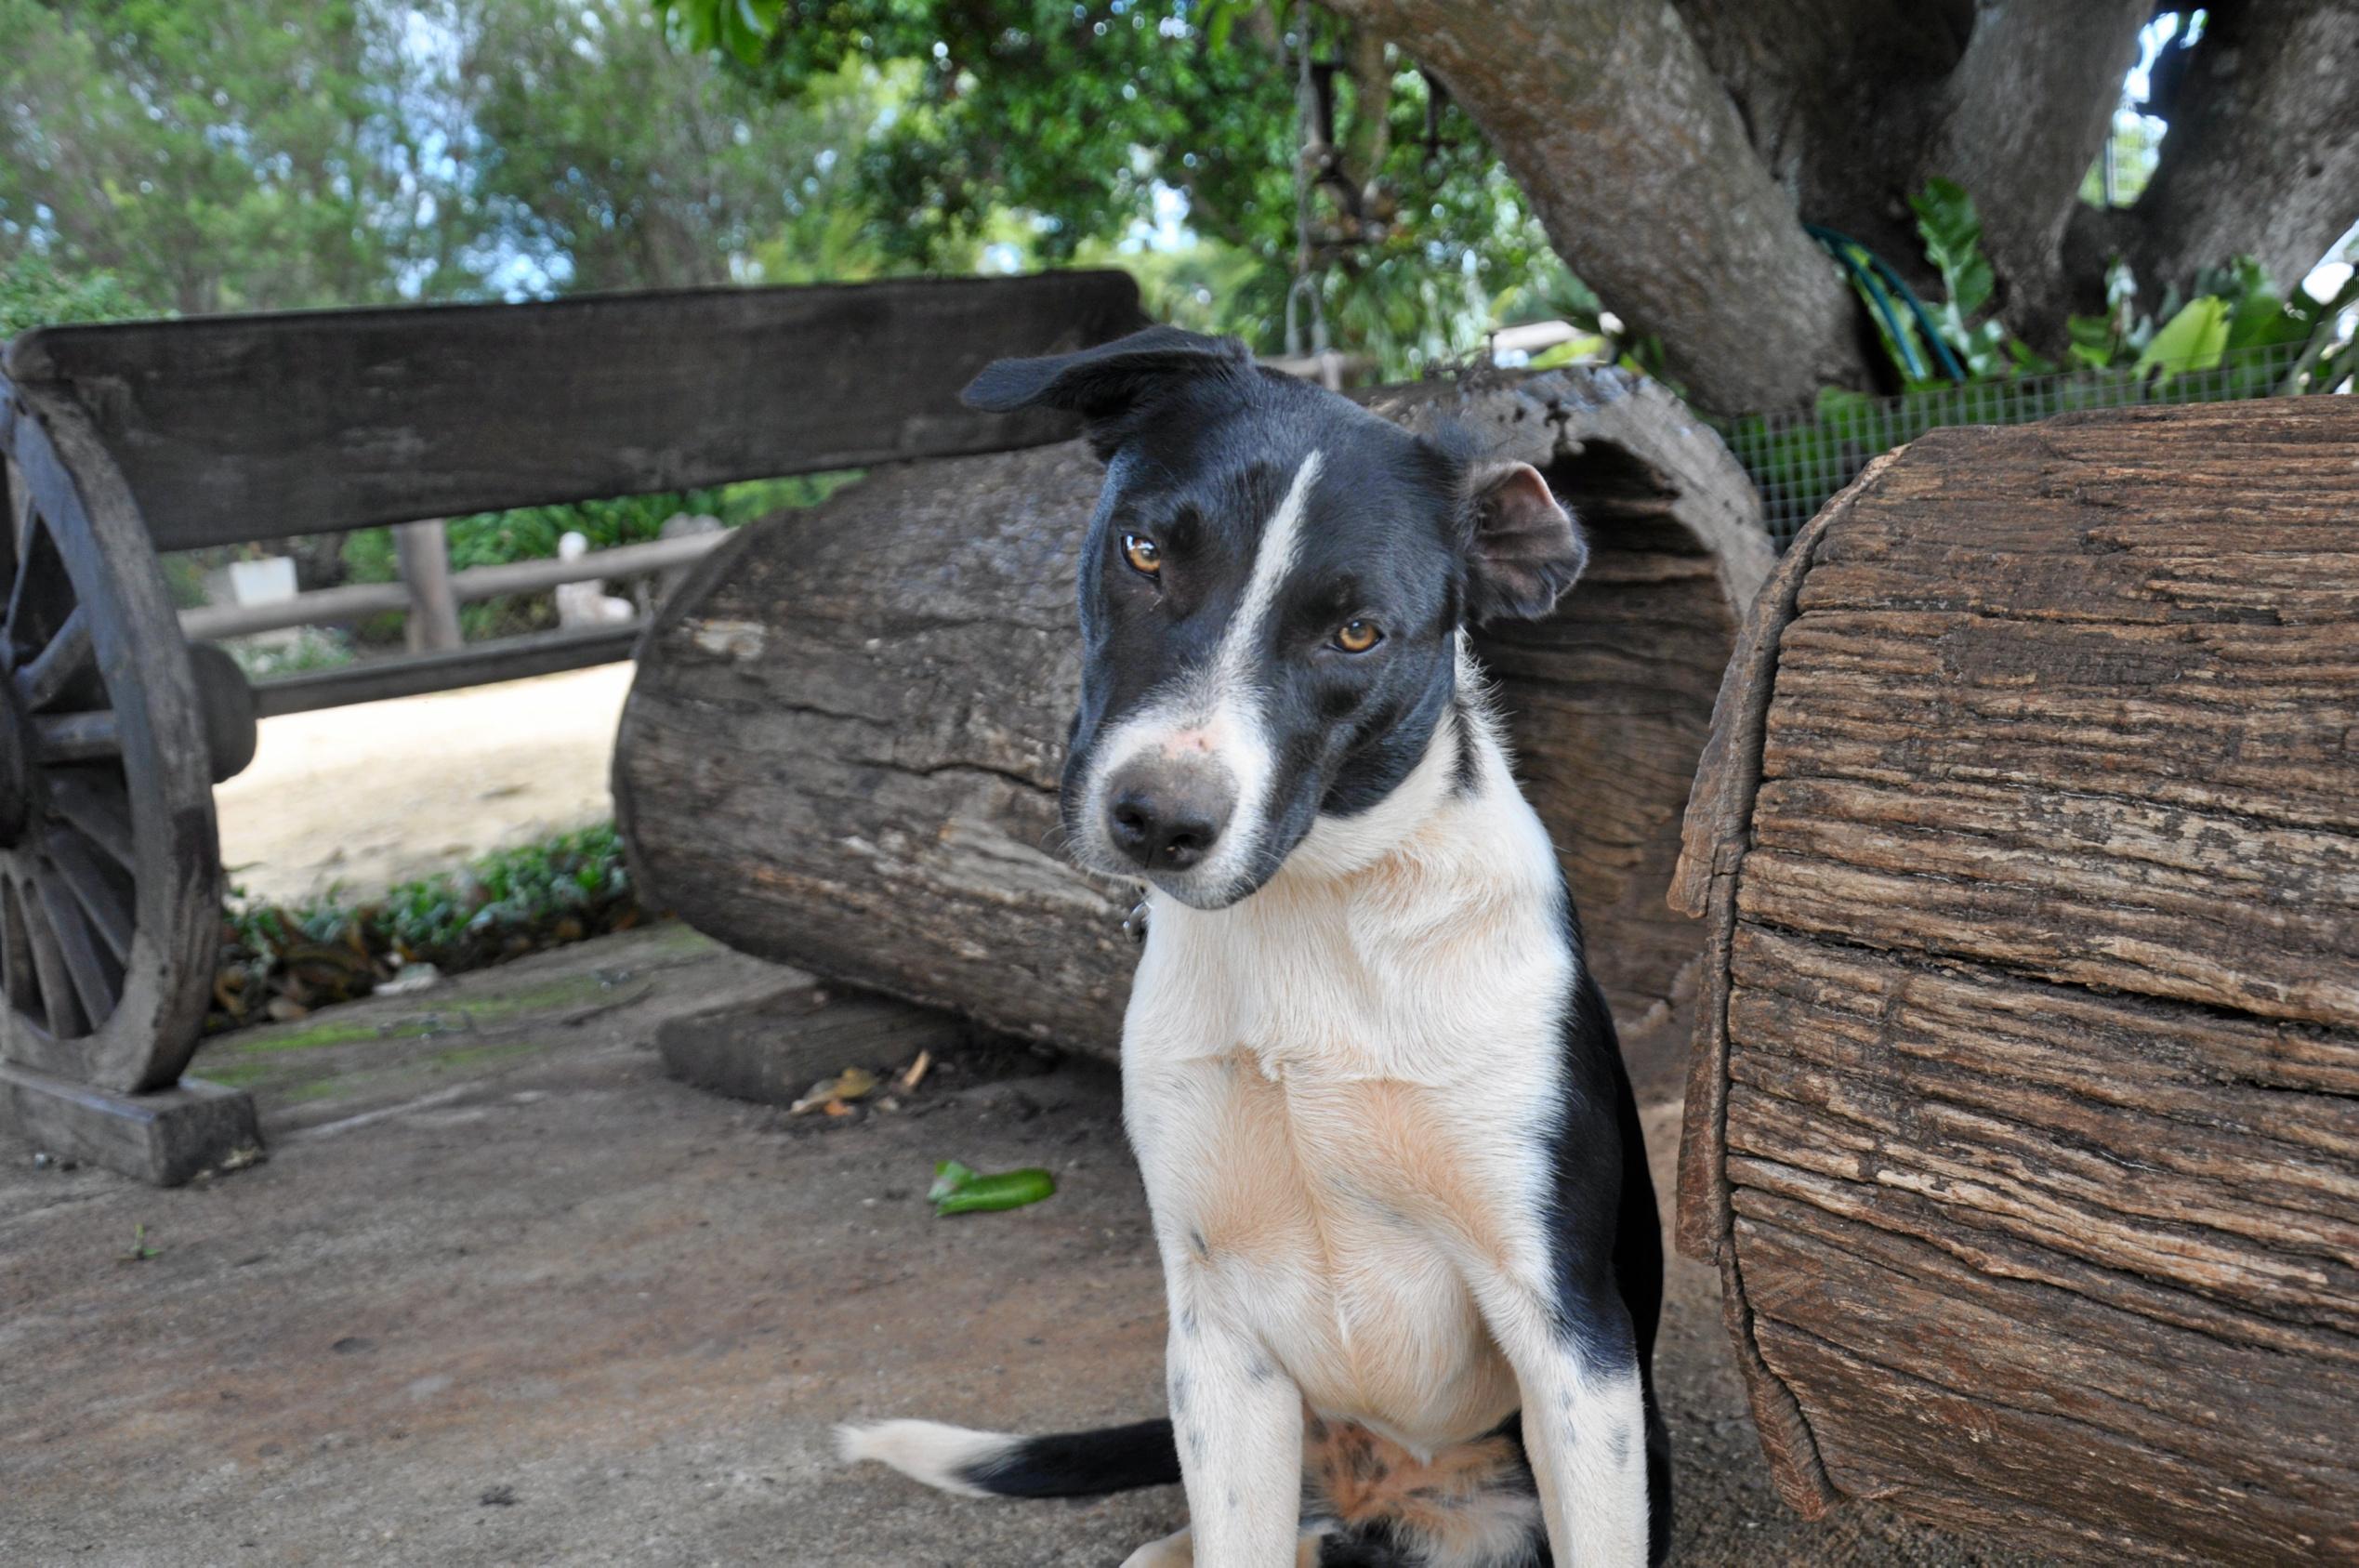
[2066,313,2119,370]
[1909,178,1994,322]
[2134,296,2231,386]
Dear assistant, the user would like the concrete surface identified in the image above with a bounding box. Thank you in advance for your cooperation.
[1,923,2046,1567]
[216,665,632,903]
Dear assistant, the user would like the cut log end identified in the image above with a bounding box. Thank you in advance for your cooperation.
[1673,398,2359,1563]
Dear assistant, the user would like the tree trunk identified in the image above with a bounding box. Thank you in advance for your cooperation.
[616,368,1772,1096]
[1340,0,2353,404]
[1326,0,1877,413]
[1672,398,2359,1562]
[2122,0,2359,305]
[1919,0,2154,349]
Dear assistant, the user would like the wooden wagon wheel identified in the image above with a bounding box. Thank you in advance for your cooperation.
[0,378,222,1095]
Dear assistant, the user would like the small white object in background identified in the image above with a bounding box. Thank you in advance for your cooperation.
[204,554,304,649]
[554,531,636,628]
[376,961,443,996]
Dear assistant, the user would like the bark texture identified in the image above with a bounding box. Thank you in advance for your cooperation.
[1329,0,1876,414]
[2120,0,2359,308]
[1672,398,2359,1563]
[616,368,1771,1096]
[1328,0,2357,408]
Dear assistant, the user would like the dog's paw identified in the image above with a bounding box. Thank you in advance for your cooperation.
[1119,1527,1193,1568]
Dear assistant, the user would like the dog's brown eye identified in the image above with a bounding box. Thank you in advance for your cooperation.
[1121,534,1162,577]
[1334,619,1382,653]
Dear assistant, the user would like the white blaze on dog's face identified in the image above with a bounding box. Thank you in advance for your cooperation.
[964,328,1588,909]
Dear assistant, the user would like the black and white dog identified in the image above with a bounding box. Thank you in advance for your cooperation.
[841,327,1669,1568]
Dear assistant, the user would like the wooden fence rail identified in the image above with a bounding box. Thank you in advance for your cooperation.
[178,529,726,641]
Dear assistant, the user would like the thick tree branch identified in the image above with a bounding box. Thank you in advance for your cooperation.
[2123,0,2359,300]
[1324,0,1872,412]
[1920,0,2153,349]
[1673,0,1962,257]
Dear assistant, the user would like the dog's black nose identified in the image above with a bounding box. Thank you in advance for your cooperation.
[1105,763,1232,872]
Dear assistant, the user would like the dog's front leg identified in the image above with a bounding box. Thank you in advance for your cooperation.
[1475,1274,1650,1567]
[1162,1302,1303,1567]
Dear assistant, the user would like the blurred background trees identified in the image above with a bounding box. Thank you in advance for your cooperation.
[4,0,2353,406]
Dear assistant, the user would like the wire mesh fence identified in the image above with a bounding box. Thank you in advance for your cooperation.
[1712,339,2335,547]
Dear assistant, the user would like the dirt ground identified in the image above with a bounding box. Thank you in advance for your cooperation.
[215,665,632,903]
[0,923,2046,1568]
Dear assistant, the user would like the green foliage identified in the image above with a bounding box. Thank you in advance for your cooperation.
[0,250,156,336]
[2132,294,2229,386]
[653,0,776,63]
[458,0,896,292]
[1907,179,2007,378]
[652,1,1586,376]
[2067,253,2346,389]
[7,0,1593,382]
[214,824,640,1028]
[0,0,456,313]
[1720,262,2359,544]
[226,627,358,680]
[1854,178,2352,397]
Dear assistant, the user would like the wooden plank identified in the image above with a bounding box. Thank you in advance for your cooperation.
[4,272,1148,550]
[250,623,639,717]
[0,1060,260,1187]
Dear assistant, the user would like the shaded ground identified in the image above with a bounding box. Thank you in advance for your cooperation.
[216,665,631,903]
[1,924,2043,1567]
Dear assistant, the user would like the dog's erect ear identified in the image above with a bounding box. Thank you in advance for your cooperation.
[1463,461,1586,624]
[962,326,1251,454]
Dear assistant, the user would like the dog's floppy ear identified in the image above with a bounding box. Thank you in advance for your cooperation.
[962,326,1251,455]
[1462,461,1587,624]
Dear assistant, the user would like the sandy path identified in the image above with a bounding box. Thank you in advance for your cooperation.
[214,663,634,903]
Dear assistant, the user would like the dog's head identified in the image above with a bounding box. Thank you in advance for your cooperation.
[966,326,1585,910]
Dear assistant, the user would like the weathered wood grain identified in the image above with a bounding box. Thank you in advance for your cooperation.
[3,272,1148,550]
[0,1061,258,1187]
[1672,398,2359,1562]
[616,368,1771,1093]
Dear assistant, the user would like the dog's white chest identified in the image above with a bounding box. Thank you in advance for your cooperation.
[1148,1050,1532,1446]
[1122,837,1574,1452]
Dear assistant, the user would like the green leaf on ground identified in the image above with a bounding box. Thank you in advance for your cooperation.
[927,1161,1056,1216]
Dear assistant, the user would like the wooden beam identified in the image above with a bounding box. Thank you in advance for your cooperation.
[250,623,639,717]
[6,272,1148,551]
[394,520,462,652]
[0,1061,260,1187]
[178,529,729,640]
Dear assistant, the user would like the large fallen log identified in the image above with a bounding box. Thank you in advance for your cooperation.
[616,367,1770,1091]
[1672,398,2359,1564]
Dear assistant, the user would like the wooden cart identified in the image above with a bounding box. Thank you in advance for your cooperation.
[0,270,1146,1182]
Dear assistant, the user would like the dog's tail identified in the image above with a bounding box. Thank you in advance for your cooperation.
[836,1416,1180,1498]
